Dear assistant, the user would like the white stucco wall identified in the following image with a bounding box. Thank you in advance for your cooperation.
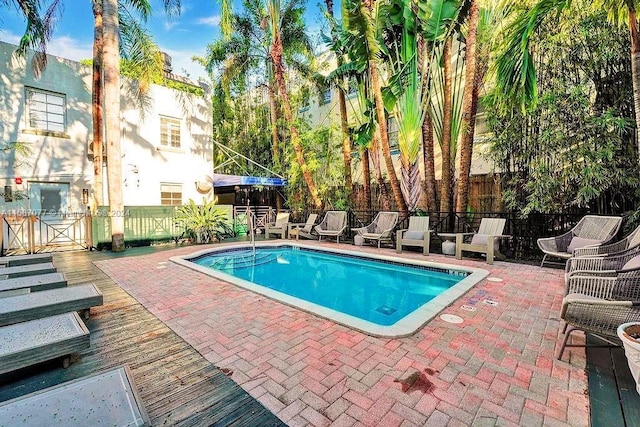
[0,41,93,213]
[0,41,213,214]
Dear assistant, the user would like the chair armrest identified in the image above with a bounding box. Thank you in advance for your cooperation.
[352,226,367,234]
[561,293,637,318]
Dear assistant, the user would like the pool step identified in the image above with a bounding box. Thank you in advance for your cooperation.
[206,251,281,271]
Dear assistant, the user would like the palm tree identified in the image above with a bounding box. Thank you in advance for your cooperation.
[439,38,454,214]
[91,0,180,251]
[266,0,322,208]
[197,0,313,173]
[324,0,354,200]
[103,0,124,251]
[454,0,479,213]
[91,1,105,208]
[360,0,407,213]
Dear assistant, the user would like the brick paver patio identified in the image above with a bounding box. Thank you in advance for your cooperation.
[95,241,589,426]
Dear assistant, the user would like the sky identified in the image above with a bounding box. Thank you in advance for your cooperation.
[0,0,328,83]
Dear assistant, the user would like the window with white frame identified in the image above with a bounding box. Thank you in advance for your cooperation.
[26,88,66,132]
[160,183,182,206]
[387,116,399,150]
[160,116,181,148]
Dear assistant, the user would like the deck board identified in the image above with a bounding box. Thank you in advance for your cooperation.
[587,335,640,427]
[0,247,285,426]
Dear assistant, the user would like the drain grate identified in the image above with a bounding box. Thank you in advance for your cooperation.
[376,305,397,316]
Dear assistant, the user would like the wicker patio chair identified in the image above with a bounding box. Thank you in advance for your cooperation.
[288,213,318,240]
[537,215,623,267]
[565,246,640,282]
[454,218,509,265]
[314,211,347,243]
[353,211,399,248]
[557,266,640,359]
[572,223,640,257]
[396,216,433,255]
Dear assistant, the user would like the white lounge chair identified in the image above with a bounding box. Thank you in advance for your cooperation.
[0,284,103,326]
[0,262,56,279]
[396,216,433,255]
[265,212,290,239]
[353,211,399,248]
[315,211,348,243]
[537,215,623,267]
[0,253,53,267]
[454,218,509,265]
[0,272,67,298]
[0,312,89,374]
[287,213,318,240]
[0,365,149,426]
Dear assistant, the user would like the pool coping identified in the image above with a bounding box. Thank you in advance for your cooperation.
[170,242,489,338]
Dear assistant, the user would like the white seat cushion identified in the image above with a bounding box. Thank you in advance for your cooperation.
[404,231,424,240]
[567,237,601,254]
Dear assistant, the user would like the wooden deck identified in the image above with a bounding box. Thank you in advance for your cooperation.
[587,337,640,427]
[0,246,285,426]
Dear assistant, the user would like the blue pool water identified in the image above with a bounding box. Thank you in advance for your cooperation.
[192,247,467,326]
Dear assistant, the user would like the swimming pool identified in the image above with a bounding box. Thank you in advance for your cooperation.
[171,243,489,337]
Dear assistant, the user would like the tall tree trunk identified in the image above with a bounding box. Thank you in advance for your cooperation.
[91,0,104,210]
[324,0,353,197]
[338,88,353,196]
[627,0,640,160]
[455,0,479,213]
[361,147,372,210]
[370,129,390,210]
[103,0,125,251]
[418,37,437,212]
[439,39,453,215]
[268,81,280,168]
[370,61,408,213]
[271,33,322,209]
[422,111,438,212]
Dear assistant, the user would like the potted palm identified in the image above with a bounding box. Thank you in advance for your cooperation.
[617,322,640,395]
[175,198,233,244]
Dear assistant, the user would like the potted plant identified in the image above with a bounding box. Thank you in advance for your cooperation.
[617,322,640,395]
[175,198,233,244]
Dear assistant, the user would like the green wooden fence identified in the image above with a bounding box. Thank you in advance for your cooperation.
[91,205,234,247]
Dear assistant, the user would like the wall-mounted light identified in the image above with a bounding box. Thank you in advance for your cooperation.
[82,188,89,205]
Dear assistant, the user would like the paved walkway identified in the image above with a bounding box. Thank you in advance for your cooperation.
[96,241,589,426]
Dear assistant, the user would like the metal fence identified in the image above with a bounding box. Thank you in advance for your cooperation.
[289,209,617,262]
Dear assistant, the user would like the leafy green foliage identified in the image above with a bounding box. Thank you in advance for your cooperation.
[175,198,233,243]
[485,10,639,215]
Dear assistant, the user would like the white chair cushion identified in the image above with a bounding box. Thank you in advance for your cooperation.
[470,234,488,246]
[404,231,424,240]
[622,255,640,270]
[567,237,601,254]
[470,234,499,250]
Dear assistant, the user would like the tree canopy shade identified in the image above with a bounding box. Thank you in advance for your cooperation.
[1,0,63,74]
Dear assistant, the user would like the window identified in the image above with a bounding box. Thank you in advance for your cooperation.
[160,183,182,206]
[160,117,181,148]
[26,88,65,132]
[320,88,331,105]
[387,117,399,150]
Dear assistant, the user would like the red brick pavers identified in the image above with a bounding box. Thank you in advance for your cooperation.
[95,242,589,426]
